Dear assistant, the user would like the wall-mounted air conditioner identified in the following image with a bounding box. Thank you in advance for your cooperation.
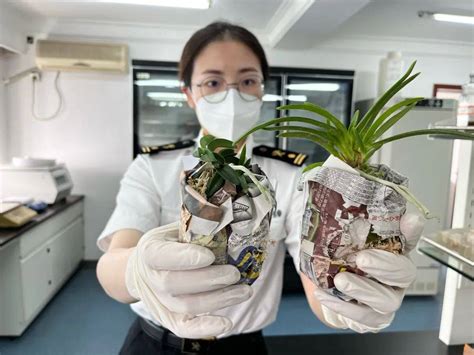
[36,40,129,73]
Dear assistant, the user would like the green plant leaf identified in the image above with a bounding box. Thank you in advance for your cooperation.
[278,102,347,134]
[207,138,234,151]
[205,173,225,198]
[277,132,340,157]
[200,135,215,148]
[216,165,242,185]
[219,148,236,157]
[234,116,338,145]
[376,129,474,146]
[268,124,352,157]
[348,110,360,131]
[224,156,240,165]
[370,101,419,141]
[361,73,421,136]
[363,97,423,142]
[364,143,383,162]
[267,125,351,159]
[357,61,418,133]
[238,174,248,192]
[302,161,324,173]
[239,144,247,165]
[200,155,214,163]
[263,125,335,141]
[213,151,225,164]
[353,128,366,153]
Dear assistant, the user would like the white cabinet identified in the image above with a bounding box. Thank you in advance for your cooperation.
[49,218,83,287]
[0,198,84,336]
[20,244,52,322]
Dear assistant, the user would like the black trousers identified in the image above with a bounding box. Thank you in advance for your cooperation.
[119,317,269,355]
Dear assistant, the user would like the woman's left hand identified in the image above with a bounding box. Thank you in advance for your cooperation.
[313,213,425,333]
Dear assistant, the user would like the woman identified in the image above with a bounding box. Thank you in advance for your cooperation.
[97,22,423,355]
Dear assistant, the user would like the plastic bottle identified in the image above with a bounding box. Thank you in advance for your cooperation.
[378,51,404,101]
[457,74,474,126]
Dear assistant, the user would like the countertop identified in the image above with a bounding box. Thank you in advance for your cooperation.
[0,195,84,247]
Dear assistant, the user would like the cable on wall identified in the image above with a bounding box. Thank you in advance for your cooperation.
[31,71,63,121]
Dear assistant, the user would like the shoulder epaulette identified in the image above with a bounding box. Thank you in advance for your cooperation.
[139,140,195,155]
[252,145,307,167]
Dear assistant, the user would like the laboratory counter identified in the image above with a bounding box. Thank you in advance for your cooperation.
[0,195,84,247]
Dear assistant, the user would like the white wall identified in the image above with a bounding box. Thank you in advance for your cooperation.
[5,46,132,260]
[4,32,473,260]
[0,56,7,164]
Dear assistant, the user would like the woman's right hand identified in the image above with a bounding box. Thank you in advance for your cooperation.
[125,222,252,339]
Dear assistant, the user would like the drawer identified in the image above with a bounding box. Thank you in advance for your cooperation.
[20,201,83,259]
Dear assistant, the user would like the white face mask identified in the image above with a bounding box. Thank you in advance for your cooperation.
[194,89,262,141]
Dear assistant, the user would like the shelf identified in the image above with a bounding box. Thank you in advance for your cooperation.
[417,229,474,281]
[428,119,474,140]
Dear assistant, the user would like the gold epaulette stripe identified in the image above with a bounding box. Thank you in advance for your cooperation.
[294,153,306,166]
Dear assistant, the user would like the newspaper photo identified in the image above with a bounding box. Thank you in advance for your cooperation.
[299,156,408,300]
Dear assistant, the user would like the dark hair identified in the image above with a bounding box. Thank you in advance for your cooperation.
[179,21,269,87]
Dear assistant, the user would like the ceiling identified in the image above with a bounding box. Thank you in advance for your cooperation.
[6,0,474,48]
[7,0,283,30]
[333,0,474,42]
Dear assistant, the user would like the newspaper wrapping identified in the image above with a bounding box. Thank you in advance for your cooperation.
[179,162,275,285]
[299,156,408,301]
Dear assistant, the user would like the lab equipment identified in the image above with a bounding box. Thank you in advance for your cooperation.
[378,51,404,99]
[418,228,473,280]
[0,160,73,204]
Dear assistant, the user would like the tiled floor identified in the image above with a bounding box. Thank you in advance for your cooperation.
[0,264,445,355]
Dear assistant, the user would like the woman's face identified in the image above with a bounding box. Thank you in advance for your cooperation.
[183,40,263,109]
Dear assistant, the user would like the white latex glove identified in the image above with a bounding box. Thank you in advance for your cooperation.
[314,213,425,333]
[125,222,252,339]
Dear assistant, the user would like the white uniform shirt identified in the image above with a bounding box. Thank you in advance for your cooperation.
[97,139,305,337]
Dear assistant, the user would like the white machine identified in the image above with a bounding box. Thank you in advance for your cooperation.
[0,159,73,204]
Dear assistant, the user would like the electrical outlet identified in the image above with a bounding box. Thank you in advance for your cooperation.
[30,72,41,81]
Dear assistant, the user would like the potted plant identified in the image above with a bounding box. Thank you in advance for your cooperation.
[179,135,275,285]
[236,61,474,298]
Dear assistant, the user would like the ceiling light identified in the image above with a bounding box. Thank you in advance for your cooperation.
[262,94,308,102]
[135,79,181,87]
[288,95,308,102]
[285,83,340,92]
[418,11,474,25]
[97,0,211,9]
[147,92,187,101]
[262,94,282,102]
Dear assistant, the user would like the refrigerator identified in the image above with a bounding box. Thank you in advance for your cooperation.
[133,61,354,161]
[133,60,355,293]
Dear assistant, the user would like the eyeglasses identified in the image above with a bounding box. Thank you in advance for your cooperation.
[193,75,264,103]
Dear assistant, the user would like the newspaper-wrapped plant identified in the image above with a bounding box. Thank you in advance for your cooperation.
[236,61,474,298]
[179,135,275,285]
